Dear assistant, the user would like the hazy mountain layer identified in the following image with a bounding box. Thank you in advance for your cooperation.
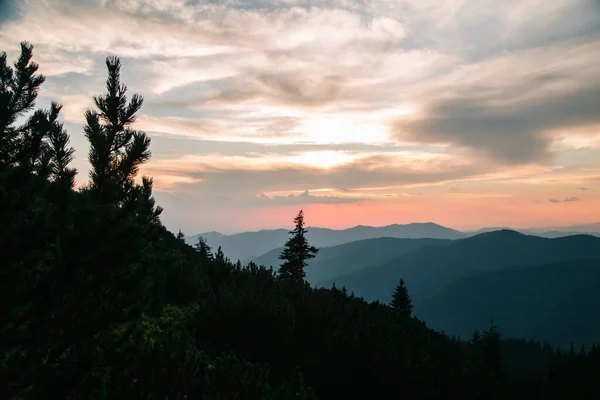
[186,222,464,261]
[319,231,600,303]
[312,231,600,346]
[249,237,451,284]
[187,223,600,261]
[414,259,600,347]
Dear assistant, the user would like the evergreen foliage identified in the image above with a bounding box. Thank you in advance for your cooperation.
[279,210,319,283]
[481,318,506,380]
[195,236,214,262]
[2,42,600,399]
[390,278,413,317]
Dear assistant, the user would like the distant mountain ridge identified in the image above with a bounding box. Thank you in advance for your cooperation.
[320,230,600,303]
[311,230,600,347]
[414,259,600,347]
[185,222,464,261]
[248,237,451,284]
[186,222,600,261]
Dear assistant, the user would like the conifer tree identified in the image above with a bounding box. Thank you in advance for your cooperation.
[278,209,318,283]
[0,43,80,398]
[481,317,506,380]
[215,246,227,264]
[46,101,76,189]
[390,278,413,317]
[0,42,56,327]
[51,55,163,371]
[195,236,214,262]
[84,56,157,213]
[0,42,46,168]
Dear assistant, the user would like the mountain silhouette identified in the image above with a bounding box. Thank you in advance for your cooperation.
[414,259,600,347]
[188,223,600,262]
[318,230,600,303]
[186,222,464,261]
[249,237,451,284]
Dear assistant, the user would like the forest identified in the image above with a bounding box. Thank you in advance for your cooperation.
[1,42,600,399]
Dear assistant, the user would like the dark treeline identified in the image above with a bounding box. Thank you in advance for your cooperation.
[1,43,600,399]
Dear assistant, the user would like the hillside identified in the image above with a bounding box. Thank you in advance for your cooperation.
[319,230,600,303]
[414,259,600,347]
[249,237,451,284]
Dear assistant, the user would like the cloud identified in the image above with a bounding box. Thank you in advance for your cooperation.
[549,197,580,203]
[141,150,484,197]
[392,36,600,164]
[6,0,599,155]
[254,189,367,206]
[0,1,404,59]
[2,0,600,232]
[151,48,456,114]
[386,0,600,59]
[395,86,600,164]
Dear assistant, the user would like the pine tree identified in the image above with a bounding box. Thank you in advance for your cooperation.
[390,278,413,317]
[0,43,84,398]
[278,209,318,283]
[46,101,76,189]
[0,43,54,398]
[215,246,227,265]
[0,42,46,168]
[84,55,156,212]
[481,317,506,380]
[195,236,213,262]
[41,55,164,380]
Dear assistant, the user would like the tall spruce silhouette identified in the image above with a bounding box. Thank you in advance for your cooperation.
[390,278,413,317]
[84,55,160,220]
[279,209,318,283]
[0,42,46,168]
[482,317,506,380]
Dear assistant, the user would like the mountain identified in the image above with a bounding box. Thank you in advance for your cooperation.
[186,222,600,262]
[414,259,600,347]
[249,237,451,284]
[186,222,464,261]
[186,229,290,262]
[318,230,600,304]
[466,227,600,238]
[533,230,600,238]
[529,222,600,234]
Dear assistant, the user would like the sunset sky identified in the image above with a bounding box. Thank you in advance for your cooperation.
[1,0,599,234]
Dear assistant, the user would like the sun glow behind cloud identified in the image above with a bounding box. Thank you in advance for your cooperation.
[298,117,390,145]
[286,151,356,169]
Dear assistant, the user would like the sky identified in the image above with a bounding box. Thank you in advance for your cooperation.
[1,0,599,234]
